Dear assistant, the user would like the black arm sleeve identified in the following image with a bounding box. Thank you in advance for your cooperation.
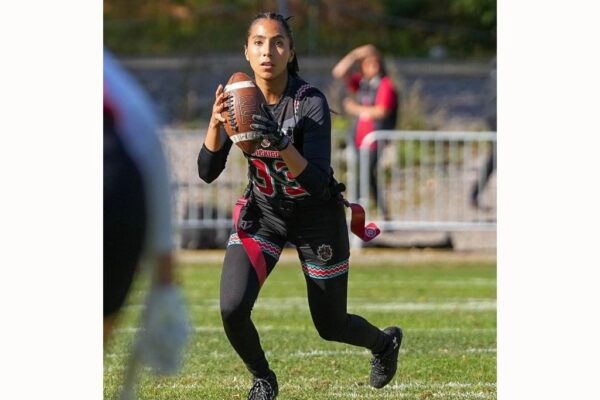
[197,139,233,183]
[295,162,332,199]
[294,91,332,198]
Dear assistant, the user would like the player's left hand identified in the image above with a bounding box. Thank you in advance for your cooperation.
[251,104,290,151]
[138,284,191,375]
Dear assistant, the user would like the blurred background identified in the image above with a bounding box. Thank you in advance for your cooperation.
[104,0,495,128]
[104,0,497,251]
[104,0,496,58]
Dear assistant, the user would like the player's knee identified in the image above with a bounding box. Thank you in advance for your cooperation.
[317,328,340,342]
[314,320,345,342]
[220,301,251,327]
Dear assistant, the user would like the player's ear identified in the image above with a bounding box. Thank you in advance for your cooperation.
[288,50,295,64]
[244,45,249,62]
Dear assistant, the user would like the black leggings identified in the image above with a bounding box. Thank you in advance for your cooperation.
[368,147,388,217]
[354,147,388,218]
[220,244,387,378]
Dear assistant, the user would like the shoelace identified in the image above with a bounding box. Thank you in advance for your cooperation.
[248,378,274,400]
[371,343,396,373]
[370,355,389,373]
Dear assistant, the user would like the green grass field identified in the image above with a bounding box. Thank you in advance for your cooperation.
[104,252,496,399]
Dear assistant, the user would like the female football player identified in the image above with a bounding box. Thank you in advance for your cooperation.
[197,13,402,399]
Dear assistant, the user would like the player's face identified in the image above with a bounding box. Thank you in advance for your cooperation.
[245,19,294,82]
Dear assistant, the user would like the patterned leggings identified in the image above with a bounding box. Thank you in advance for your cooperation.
[219,198,387,378]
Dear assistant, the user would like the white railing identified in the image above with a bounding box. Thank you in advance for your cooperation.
[161,128,246,249]
[352,130,496,247]
[161,129,496,249]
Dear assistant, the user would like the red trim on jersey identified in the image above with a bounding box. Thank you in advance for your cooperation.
[233,198,268,287]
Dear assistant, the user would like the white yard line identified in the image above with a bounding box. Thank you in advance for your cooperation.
[409,327,496,333]
[288,348,495,357]
[387,382,496,389]
[112,326,496,334]
[330,391,493,399]
[106,344,495,359]
[122,298,496,312]
[466,348,496,353]
[129,380,496,398]
[348,300,496,311]
[346,279,496,287]
[112,326,225,333]
[176,248,496,264]
[179,278,496,289]
[320,382,496,399]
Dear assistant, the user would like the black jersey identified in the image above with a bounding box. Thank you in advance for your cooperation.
[198,74,335,206]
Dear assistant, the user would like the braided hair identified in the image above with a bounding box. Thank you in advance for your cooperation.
[246,12,300,76]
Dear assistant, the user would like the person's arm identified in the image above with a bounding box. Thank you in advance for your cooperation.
[343,77,396,120]
[251,94,332,198]
[343,98,388,120]
[288,92,332,198]
[274,138,330,200]
[197,140,232,183]
[197,84,233,183]
[278,143,308,177]
[331,44,378,80]
[205,84,227,151]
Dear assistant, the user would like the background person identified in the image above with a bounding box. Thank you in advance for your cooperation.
[470,57,497,208]
[104,49,189,378]
[197,13,402,400]
[332,44,399,220]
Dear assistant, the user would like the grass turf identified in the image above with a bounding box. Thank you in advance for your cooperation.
[104,255,496,399]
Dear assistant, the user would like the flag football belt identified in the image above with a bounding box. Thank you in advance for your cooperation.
[343,200,381,242]
[232,197,268,288]
[232,195,380,287]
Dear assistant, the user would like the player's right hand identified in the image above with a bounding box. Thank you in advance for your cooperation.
[209,84,227,129]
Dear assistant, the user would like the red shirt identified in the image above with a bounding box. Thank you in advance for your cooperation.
[347,73,397,150]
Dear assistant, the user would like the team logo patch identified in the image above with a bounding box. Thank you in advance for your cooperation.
[317,244,333,262]
[260,138,271,148]
[365,226,378,239]
[239,219,253,230]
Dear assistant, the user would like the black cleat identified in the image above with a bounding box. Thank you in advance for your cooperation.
[370,326,403,389]
[247,370,278,400]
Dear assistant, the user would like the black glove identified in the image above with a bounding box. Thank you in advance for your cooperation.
[251,104,290,151]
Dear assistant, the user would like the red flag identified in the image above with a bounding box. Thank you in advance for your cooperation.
[345,202,381,242]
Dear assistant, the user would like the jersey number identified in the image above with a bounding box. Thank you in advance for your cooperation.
[251,159,307,198]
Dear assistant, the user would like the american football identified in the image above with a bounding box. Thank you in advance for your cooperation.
[222,71,265,154]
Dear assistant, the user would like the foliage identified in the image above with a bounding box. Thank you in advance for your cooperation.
[104,0,496,58]
[398,80,429,131]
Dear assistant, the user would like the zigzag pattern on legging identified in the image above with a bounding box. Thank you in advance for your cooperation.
[227,232,282,260]
[227,232,242,246]
[301,259,349,280]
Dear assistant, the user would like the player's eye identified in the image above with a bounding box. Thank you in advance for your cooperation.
[254,40,263,46]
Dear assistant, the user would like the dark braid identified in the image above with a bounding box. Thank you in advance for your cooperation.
[246,12,300,76]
